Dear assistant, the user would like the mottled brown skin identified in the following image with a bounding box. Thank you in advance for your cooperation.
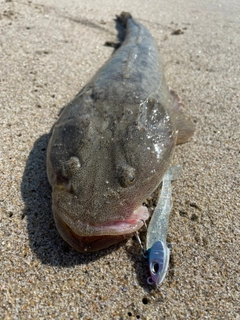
[47,13,194,252]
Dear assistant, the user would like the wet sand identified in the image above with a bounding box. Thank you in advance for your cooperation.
[0,0,239,319]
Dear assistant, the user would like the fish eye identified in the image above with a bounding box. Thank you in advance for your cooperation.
[150,262,159,275]
[62,156,81,178]
[118,166,136,188]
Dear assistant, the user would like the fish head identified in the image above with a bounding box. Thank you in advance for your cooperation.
[47,98,176,252]
[147,240,170,286]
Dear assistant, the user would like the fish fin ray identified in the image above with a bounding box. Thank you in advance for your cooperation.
[169,88,195,145]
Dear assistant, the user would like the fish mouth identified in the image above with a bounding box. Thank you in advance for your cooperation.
[53,205,149,252]
[84,206,149,234]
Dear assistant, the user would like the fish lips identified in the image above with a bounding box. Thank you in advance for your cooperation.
[53,205,149,252]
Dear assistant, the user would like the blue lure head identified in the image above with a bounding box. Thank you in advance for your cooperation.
[147,240,170,285]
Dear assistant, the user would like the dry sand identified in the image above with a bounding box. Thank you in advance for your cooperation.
[0,0,239,319]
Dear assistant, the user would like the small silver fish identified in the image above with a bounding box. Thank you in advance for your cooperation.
[47,12,195,252]
[146,166,181,285]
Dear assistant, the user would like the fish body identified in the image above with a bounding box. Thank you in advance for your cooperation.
[47,13,194,252]
[146,165,181,285]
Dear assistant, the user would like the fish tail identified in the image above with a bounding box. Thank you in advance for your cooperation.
[116,12,132,27]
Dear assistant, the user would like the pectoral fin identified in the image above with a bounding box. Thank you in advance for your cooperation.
[169,89,196,145]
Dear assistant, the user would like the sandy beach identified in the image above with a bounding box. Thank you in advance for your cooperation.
[0,0,239,319]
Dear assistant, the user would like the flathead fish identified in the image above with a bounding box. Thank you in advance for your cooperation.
[47,12,195,252]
